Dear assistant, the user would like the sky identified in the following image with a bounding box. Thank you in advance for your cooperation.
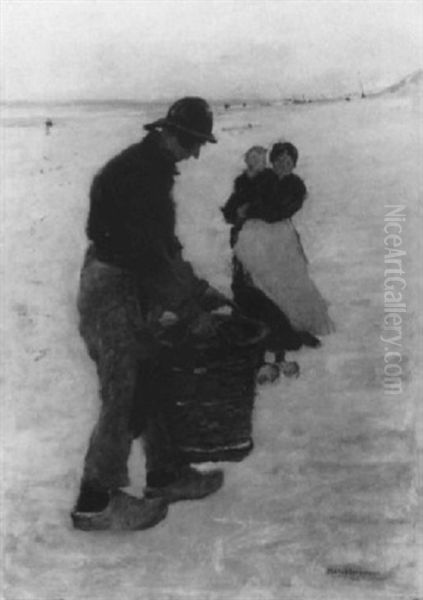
[1,0,422,102]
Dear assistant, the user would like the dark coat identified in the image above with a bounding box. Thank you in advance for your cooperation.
[246,173,307,223]
[86,130,208,317]
[221,169,276,245]
[221,170,306,246]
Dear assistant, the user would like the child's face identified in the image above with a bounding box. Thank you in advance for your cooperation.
[245,151,266,176]
[272,151,294,178]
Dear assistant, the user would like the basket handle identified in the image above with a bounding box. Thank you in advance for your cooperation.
[218,302,270,347]
[234,319,269,347]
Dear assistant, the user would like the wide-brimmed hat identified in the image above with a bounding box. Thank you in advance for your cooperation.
[144,97,217,143]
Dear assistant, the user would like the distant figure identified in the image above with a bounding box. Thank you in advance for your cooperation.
[45,119,53,135]
[224,103,231,110]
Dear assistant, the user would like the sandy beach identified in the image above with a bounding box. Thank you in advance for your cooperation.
[1,84,422,600]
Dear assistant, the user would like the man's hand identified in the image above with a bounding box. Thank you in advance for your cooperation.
[158,311,179,327]
[236,204,248,220]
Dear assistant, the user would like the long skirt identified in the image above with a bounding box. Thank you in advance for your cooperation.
[235,219,335,337]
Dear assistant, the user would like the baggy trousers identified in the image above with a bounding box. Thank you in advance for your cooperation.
[77,250,184,491]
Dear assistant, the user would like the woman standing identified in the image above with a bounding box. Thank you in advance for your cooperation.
[223,142,334,378]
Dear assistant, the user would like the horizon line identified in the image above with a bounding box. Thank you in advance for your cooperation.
[1,67,422,107]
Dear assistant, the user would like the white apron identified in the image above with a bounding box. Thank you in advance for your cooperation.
[235,219,335,336]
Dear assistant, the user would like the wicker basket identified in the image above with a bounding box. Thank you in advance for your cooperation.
[151,314,268,463]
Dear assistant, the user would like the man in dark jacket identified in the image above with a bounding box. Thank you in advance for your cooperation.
[72,98,226,531]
